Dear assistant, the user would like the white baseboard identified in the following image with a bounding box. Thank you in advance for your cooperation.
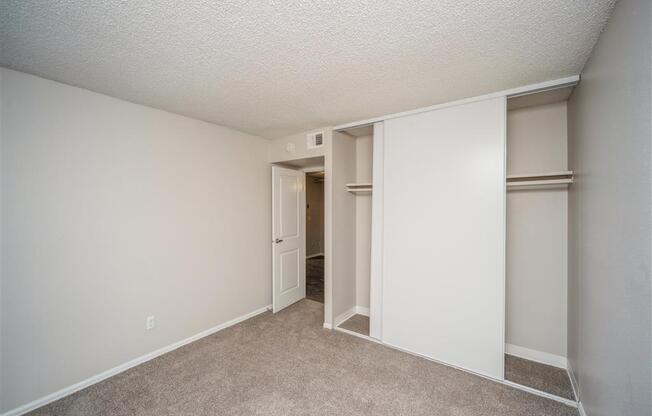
[505,343,567,369]
[567,361,581,402]
[333,326,381,343]
[3,304,272,416]
[334,306,357,327]
[306,253,324,259]
[355,306,370,317]
[384,340,577,408]
[334,305,369,327]
[501,379,578,407]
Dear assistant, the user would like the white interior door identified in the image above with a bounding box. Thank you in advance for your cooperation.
[382,97,506,379]
[272,166,306,313]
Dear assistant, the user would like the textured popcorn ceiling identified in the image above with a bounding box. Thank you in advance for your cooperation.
[0,1,615,139]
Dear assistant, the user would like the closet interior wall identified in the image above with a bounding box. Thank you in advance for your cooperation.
[506,100,569,365]
[331,131,357,324]
[331,130,373,325]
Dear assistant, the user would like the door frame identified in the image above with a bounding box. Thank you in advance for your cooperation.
[270,156,332,327]
[369,122,384,340]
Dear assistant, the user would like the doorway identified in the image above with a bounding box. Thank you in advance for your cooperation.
[271,157,326,315]
[305,171,325,303]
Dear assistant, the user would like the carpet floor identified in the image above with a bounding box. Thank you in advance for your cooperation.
[338,314,370,336]
[504,354,576,401]
[28,300,577,416]
[306,256,324,303]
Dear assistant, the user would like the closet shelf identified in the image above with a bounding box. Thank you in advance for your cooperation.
[506,171,573,189]
[346,183,372,193]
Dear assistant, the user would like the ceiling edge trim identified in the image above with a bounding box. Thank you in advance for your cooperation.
[333,75,580,131]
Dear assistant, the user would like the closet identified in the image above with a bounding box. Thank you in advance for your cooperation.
[504,88,575,400]
[331,126,374,338]
[328,75,579,404]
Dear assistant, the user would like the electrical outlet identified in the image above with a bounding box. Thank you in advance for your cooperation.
[146,315,155,330]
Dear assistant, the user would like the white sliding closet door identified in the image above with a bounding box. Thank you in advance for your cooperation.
[382,97,506,379]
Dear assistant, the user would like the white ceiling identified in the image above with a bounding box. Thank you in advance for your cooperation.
[0,1,615,139]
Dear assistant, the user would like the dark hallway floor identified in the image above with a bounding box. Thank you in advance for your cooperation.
[306,255,324,303]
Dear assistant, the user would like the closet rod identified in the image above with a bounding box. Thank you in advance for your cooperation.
[507,171,573,186]
[506,171,573,180]
[346,183,373,194]
[507,178,573,188]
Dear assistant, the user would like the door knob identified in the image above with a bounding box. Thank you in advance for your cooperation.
[274,238,284,243]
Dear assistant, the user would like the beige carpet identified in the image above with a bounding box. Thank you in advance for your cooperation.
[505,354,576,400]
[29,300,577,415]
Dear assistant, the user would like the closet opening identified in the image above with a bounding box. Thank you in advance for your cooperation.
[504,87,576,402]
[331,125,374,338]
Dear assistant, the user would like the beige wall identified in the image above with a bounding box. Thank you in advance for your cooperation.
[0,69,272,412]
[506,102,568,358]
[355,136,373,309]
[331,132,357,321]
[268,128,330,163]
[567,0,651,414]
[305,174,324,256]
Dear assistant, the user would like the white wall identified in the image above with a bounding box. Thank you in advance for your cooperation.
[0,66,3,413]
[268,128,329,163]
[567,0,651,415]
[506,102,568,360]
[0,69,272,412]
[355,136,372,310]
[507,102,568,174]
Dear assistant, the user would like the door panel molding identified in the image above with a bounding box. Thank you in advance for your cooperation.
[272,166,306,313]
